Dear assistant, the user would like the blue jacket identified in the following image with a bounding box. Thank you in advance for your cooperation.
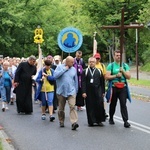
[0,70,12,102]
[35,68,55,100]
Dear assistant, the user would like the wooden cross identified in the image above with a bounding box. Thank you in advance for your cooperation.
[102,7,143,67]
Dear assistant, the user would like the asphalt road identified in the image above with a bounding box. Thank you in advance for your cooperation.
[0,98,150,150]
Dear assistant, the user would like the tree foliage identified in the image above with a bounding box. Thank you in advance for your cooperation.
[0,0,149,65]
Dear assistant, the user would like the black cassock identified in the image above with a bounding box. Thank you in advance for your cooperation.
[14,62,36,113]
[82,67,105,125]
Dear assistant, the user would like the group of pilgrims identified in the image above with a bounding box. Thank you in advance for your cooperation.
[0,50,131,130]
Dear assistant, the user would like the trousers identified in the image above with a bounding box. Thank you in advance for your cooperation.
[109,87,129,122]
[57,94,78,124]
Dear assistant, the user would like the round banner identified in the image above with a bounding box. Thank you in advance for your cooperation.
[57,27,83,53]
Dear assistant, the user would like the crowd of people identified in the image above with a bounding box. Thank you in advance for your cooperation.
[0,50,131,130]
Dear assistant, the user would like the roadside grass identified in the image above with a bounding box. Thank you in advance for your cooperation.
[140,63,150,72]
[0,139,3,150]
[128,78,150,88]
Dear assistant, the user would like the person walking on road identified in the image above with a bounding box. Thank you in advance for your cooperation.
[82,57,106,126]
[0,61,12,111]
[54,56,79,130]
[36,59,55,121]
[46,55,58,113]
[94,52,108,118]
[73,50,86,111]
[105,50,131,128]
[14,55,36,114]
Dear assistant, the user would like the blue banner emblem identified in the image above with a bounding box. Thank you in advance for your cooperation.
[57,27,83,53]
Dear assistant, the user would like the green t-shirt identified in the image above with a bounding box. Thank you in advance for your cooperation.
[106,62,130,83]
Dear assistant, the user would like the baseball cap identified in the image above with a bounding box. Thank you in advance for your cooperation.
[94,53,101,59]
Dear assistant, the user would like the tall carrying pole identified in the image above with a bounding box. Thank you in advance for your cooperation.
[93,31,97,56]
[102,7,144,79]
[120,8,125,67]
[135,28,139,80]
[34,26,47,99]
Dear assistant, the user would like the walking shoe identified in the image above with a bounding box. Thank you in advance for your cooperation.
[77,106,84,111]
[2,107,5,112]
[5,104,9,110]
[124,122,131,128]
[105,113,109,118]
[25,112,32,115]
[50,116,55,122]
[109,119,115,125]
[77,106,80,111]
[2,103,5,112]
[10,101,14,105]
[41,114,46,120]
[81,106,86,110]
[60,122,64,127]
[34,101,39,104]
[72,123,79,130]
[88,123,94,127]
[98,122,104,127]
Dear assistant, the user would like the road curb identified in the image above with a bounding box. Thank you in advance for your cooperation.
[131,93,150,102]
[0,127,15,150]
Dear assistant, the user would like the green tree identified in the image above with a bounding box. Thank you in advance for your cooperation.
[82,0,148,63]
[138,0,150,66]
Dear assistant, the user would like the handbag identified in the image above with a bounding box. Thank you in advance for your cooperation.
[114,82,125,88]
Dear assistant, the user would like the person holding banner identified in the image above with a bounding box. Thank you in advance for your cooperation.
[36,59,55,121]
[105,50,131,128]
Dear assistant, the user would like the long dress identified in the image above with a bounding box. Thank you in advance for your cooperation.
[82,67,105,125]
[14,62,36,113]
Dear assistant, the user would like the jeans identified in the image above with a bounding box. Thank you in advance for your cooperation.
[0,86,6,102]
[40,92,54,106]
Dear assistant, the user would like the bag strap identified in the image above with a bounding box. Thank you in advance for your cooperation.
[85,68,101,76]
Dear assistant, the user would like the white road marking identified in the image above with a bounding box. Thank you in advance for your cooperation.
[114,116,150,134]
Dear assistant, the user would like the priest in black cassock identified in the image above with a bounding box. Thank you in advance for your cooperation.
[14,55,36,114]
[82,57,105,126]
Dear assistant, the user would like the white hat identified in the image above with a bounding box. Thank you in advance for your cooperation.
[54,55,60,61]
